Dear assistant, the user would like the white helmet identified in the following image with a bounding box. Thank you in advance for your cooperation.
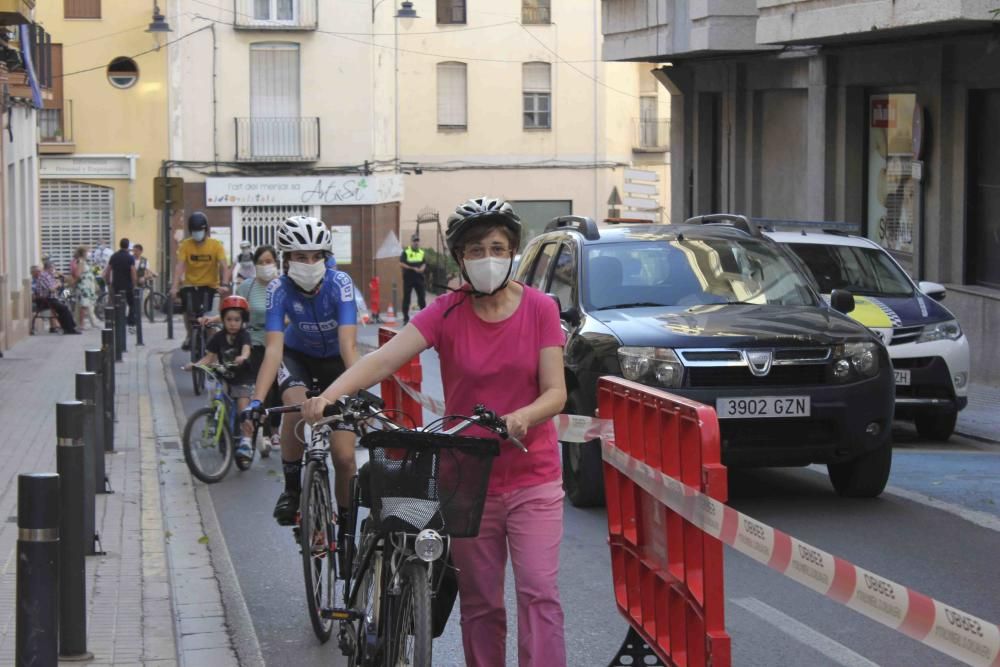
[276,216,331,254]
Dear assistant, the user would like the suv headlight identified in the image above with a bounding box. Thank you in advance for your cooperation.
[618,347,682,388]
[832,341,880,381]
[916,319,962,343]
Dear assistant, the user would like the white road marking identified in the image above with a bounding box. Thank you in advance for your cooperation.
[805,465,1000,533]
[733,597,880,667]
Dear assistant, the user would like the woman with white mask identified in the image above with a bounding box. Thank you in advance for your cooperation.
[302,197,568,667]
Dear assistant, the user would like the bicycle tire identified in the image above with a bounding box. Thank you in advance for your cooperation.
[347,532,382,667]
[301,462,335,643]
[383,561,432,667]
[191,328,206,396]
[94,292,109,321]
[144,290,167,323]
[182,406,233,483]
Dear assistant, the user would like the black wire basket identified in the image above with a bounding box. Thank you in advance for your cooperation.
[361,430,500,538]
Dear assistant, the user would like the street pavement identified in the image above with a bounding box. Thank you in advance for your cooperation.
[0,318,997,666]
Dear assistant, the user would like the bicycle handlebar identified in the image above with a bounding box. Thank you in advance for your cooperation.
[266,392,528,452]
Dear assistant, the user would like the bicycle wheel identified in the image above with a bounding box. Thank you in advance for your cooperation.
[182,406,234,483]
[94,291,109,321]
[300,462,335,642]
[383,561,432,667]
[145,290,167,323]
[346,536,382,667]
[191,328,206,396]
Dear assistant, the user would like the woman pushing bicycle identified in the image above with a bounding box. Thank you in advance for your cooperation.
[303,196,568,667]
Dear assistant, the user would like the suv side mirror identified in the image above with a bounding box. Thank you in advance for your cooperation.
[918,280,946,302]
[830,289,855,314]
[547,292,580,324]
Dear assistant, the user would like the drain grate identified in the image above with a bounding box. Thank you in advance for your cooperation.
[160,440,179,450]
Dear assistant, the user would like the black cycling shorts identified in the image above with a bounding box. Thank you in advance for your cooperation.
[180,286,216,318]
[278,346,346,395]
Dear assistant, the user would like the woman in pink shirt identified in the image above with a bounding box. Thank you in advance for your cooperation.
[304,196,568,666]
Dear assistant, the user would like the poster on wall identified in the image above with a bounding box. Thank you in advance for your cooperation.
[330,226,352,266]
[212,226,232,262]
[867,94,917,257]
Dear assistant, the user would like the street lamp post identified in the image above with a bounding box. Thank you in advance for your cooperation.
[394,2,418,170]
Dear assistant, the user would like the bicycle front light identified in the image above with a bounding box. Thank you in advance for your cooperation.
[414,529,444,562]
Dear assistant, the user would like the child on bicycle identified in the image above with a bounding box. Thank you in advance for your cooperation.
[184,295,256,463]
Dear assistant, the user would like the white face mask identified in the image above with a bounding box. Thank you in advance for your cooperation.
[287,261,326,291]
[463,256,512,295]
[192,231,206,242]
[256,263,279,283]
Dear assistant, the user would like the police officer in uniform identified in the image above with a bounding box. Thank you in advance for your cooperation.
[399,233,426,325]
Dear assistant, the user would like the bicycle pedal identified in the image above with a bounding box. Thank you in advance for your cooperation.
[321,607,360,621]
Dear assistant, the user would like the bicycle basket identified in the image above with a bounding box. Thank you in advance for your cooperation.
[360,430,499,538]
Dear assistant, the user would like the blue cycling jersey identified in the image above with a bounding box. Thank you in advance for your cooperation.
[265,269,357,357]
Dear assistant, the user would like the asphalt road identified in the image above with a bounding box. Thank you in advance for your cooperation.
[166,327,1000,667]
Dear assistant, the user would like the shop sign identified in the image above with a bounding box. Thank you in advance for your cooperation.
[206,174,404,207]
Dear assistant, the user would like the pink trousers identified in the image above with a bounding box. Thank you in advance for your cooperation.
[450,479,567,667]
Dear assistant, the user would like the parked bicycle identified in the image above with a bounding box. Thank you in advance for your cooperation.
[181,362,257,483]
[263,393,522,665]
[141,280,169,323]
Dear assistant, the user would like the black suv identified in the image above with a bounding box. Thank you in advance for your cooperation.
[515,215,895,506]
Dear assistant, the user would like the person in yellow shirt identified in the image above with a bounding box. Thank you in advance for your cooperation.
[170,211,231,350]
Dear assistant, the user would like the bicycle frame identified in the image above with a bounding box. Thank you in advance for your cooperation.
[197,366,239,441]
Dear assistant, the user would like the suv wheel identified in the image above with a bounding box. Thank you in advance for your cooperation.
[560,393,605,508]
[827,440,892,498]
[914,411,957,442]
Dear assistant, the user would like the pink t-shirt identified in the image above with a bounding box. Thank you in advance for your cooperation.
[411,284,565,494]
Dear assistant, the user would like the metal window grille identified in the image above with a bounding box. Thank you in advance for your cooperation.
[40,181,114,273]
[238,205,314,258]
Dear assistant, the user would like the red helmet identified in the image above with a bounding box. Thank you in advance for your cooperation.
[219,295,250,322]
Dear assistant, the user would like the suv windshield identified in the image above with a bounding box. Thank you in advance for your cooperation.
[583,238,818,310]
[787,243,914,298]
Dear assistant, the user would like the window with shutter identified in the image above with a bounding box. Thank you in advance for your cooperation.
[436,0,466,24]
[65,0,101,19]
[523,62,551,130]
[437,62,467,130]
[522,0,551,24]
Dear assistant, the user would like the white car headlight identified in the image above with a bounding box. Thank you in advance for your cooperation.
[618,347,683,388]
[917,319,962,343]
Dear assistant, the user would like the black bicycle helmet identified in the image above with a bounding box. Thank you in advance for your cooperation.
[188,211,209,233]
[445,197,521,260]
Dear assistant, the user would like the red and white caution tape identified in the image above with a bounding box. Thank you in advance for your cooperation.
[391,378,613,443]
[601,440,1000,667]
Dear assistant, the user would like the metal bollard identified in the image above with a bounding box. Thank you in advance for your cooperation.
[84,350,110,495]
[56,402,93,661]
[75,373,100,556]
[133,287,144,346]
[100,330,116,452]
[104,307,120,362]
[16,473,60,667]
[166,289,174,339]
[114,293,127,355]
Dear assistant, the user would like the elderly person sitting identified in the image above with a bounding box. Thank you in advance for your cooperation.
[31,263,81,334]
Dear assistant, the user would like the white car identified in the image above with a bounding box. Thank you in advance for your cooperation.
[767,230,970,441]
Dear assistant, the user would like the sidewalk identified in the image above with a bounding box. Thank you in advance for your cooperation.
[957,382,1000,444]
[0,322,249,666]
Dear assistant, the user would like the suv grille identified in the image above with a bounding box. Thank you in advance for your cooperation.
[891,325,923,345]
[688,365,826,388]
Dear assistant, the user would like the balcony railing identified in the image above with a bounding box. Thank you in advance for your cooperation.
[38,100,74,149]
[522,5,551,24]
[235,117,320,162]
[234,0,318,30]
[634,117,670,152]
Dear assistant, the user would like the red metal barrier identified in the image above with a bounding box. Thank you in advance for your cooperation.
[377,326,423,428]
[599,377,731,667]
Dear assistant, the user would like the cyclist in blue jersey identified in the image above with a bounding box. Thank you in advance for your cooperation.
[242,216,359,527]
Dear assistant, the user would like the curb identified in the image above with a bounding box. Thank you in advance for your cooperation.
[154,349,265,666]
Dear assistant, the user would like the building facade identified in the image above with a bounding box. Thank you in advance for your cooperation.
[35,0,168,286]
[1,1,48,349]
[388,0,671,254]
[603,0,1000,384]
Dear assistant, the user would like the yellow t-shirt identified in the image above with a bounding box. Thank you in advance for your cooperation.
[177,237,227,288]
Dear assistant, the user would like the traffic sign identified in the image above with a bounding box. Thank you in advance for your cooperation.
[153,177,184,210]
